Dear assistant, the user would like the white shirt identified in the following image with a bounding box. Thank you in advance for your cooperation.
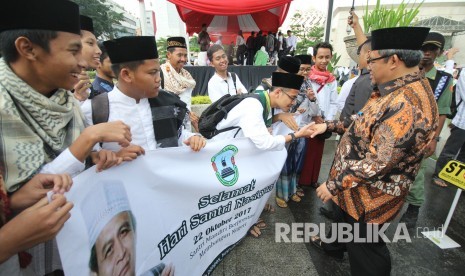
[286,35,297,51]
[177,87,193,111]
[80,86,194,151]
[444,59,455,75]
[212,98,285,151]
[39,148,85,177]
[336,76,358,114]
[452,72,465,129]
[278,36,283,50]
[236,35,245,46]
[311,80,338,120]
[208,72,247,103]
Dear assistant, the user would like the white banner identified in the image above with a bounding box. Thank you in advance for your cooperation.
[56,138,286,276]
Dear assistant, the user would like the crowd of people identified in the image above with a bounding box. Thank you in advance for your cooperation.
[1,0,464,275]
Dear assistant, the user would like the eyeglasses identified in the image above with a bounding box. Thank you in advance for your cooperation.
[366,54,392,64]
[282,90,297,101]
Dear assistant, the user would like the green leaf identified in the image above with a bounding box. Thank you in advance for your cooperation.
[362,0,424,32]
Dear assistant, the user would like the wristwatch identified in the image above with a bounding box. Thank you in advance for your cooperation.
[289,132,296,142]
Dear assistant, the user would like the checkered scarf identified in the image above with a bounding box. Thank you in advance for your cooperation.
[161,62,196,95]
[0,59,85,192]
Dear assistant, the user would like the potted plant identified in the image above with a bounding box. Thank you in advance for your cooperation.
[191,95,212,116]
[344,0,423,62]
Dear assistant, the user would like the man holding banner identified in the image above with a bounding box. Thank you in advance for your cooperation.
[81,36,206,159]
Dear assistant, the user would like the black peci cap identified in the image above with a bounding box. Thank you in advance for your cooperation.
[371,27,430,51]
[104,36,159,64]
[167,37,187,49]
[272,72,304,90]
[0,0,81,35]
[295,54,313,65]
[80,15,94,33]
[278,56,301,74]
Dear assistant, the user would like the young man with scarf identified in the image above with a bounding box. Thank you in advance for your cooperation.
[81,36,206,157]
[309,27,436,275]
[161,37,199,131]
[299,42,338,188]
[0,0,132,274]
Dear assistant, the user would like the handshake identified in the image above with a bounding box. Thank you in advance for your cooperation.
[294,122,329,139]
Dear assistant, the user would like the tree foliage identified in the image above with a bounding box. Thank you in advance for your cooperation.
[71,0,124,39]
[157,37,168,64]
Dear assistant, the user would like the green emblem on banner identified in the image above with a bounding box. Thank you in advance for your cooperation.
[211,145,239,186]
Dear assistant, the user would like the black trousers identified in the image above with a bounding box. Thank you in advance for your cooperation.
[322,206,391,276]
[434,126,465,176]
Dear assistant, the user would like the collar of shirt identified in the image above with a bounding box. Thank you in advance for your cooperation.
[360,68,370,75]
[111,85,149,106]
[377,71,422,97]
[425,66,438,80]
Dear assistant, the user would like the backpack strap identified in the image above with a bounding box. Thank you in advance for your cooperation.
[91,92,110,125]
[148,90,188,148]
[430,70,452,101]
[230,72,237,91]
[208,93,261,138]
[160,69,165,89]
[255,91,271,126]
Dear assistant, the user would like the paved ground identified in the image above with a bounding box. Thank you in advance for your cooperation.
[212,137,465,276]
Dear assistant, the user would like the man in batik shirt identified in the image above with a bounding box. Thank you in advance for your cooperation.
[309,27,438,276]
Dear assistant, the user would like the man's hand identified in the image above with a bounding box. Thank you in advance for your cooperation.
[309,122,328,138]
[277,113,299,131]
[312,116,324,124]
[73,70,91,102]
[316,183,333,203]
[9,174,72,211]
[306,87,316,101]
[86,120,132,148]
[184,135,207,152]
[161,263,175,276]
[348,10,360,28]
[295,122,315,138]
[447,47,459,60]
[116,144,145,161]
[425,139,438,158]
[0,195,73,263]
[90,149,123,172]
[297,108,307,114]
[190,112,199,132]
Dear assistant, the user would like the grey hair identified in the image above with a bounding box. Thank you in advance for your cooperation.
[378,49,423,68]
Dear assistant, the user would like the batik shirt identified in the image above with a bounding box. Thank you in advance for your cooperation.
[325,71,438,224]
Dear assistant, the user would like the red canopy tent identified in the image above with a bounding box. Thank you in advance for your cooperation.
[168,0,292,44]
